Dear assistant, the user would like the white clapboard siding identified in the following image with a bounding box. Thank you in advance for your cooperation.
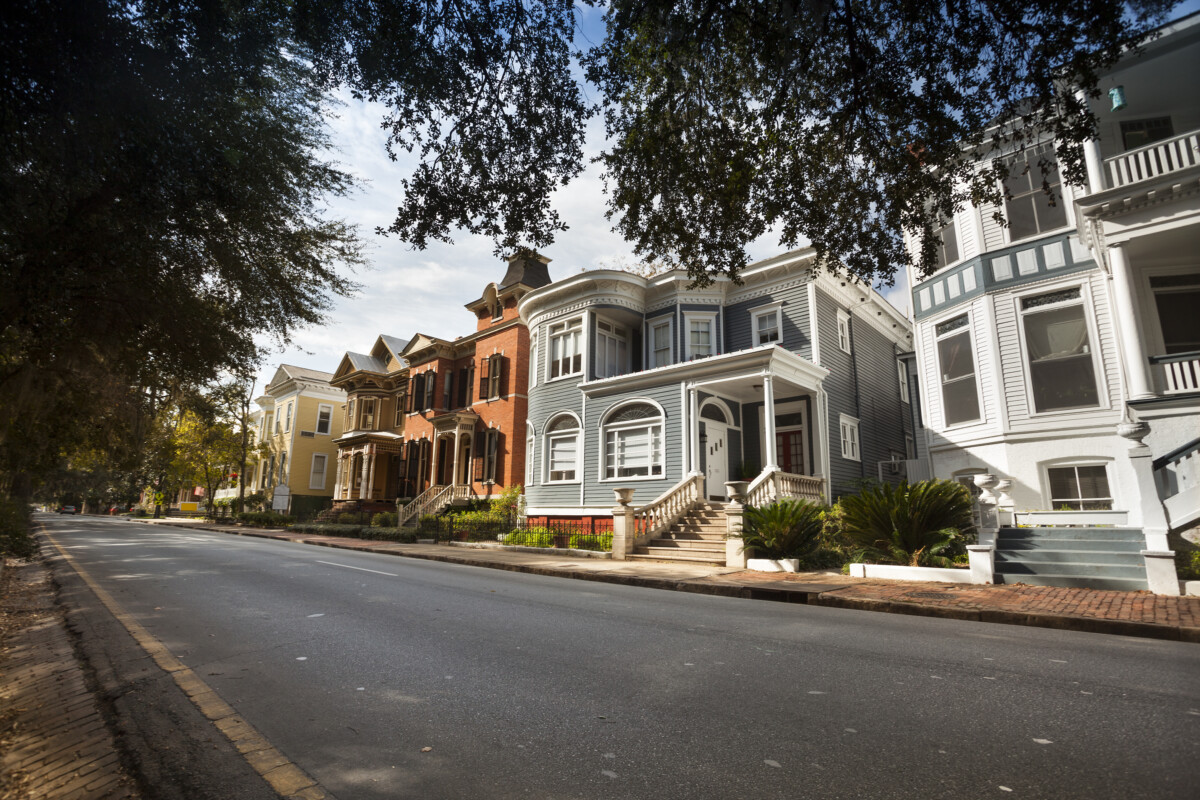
[993,292,1030,421]
[980,203,1006,251]
[957,206,980,261]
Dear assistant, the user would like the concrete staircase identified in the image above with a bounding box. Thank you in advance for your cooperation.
[994,527,1148,591]
[629,502,728,566]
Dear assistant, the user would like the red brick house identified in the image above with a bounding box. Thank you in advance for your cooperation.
[328,253,550,519]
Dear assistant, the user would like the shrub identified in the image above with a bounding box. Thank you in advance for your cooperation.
[236,511,295,528]
[568,533,613,552]
[0,496,35,559]
[337,512,363,525]
[1176,548,1200,581]
[290,523,364,536]
[504,527,554,548]
[366,527,418,543]
[490,484,523,518]
[740,498,826,560]
[838,480,975,567]
[371,511,398,528]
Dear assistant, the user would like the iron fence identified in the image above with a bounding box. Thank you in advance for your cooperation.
[416,516,612,552]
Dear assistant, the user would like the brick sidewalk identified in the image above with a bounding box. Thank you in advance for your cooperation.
[0,560,139,800]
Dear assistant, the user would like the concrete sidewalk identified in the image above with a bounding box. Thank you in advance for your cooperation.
[133,516,1200,643]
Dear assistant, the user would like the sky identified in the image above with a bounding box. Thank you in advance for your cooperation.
[252,0,1200,396]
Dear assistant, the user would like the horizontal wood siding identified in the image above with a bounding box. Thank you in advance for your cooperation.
[525,322,586,507]
[852,318,911,475]
[582,382,685,507]
[724,281,812,359]
[981,203,1006,251]
[957,207,980,261]
[816,289,864,499]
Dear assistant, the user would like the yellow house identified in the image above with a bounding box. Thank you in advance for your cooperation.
[252,364,346,516]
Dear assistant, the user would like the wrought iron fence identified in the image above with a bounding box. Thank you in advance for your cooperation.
[416,516,613,552]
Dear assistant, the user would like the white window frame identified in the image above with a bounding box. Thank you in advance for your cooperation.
[525,424,536,485]
[284,402,293,433]
[547,316,584,381]
[836,309,852,354]
[684,311,718,360]
[316,403,333,435]
[529,332,538,390]
[595,318,630,379]
[1000,143,1073,245]
[544,413,582,484]
[1043,461,1114,511]
[1014,284,1106,417]
[905,434,916,460]
[934,312,984,428]
[897,359,910,404]
[648,317,674,368]
[309,453,328,490]
[839,414,860,462]
[600,401,665,482]
[750,301,783,346]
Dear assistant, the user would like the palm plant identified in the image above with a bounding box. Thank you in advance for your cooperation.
[838,480,975,567]
[740,498,826,560]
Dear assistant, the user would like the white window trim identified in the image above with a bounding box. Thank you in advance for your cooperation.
[316,403,333,435]
[284,402,293,433]
[599,400,666,482]
[1041,459,1115,511]
[749,301,784,347]
[897,360,910,404]
[542,412,581,484]
[998,153,1076,246]
[839,414,860,462]
[1013,282,1108,418]
[309,453,328,490]
[683,311,719,360]
[546,315,584,383]
[595,317,631,379]
[529,331,538,390]
[933,310,985,429]
[647,316,674,368]
[525,424,536,485]
[836,309,852,354]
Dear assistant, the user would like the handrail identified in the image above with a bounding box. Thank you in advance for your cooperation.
[1148,349,1200,365]
[632,474,704,540]
[1153,436,1200,473]
[1105,130,1200,188]
[1148,351,1200,395]
[398,484,453,527]
[746,467,825,507]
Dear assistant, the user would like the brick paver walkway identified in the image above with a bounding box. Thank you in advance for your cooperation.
[0,560,139,800]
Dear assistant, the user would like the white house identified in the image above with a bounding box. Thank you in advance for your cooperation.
[906,13,1199,593]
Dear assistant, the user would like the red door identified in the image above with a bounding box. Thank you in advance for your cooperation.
[776,430,805,474]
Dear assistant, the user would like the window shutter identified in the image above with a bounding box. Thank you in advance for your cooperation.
[408,376,419,413]
[443,370,454,410]
[497,356,508,399]
[493,431,504,483]
[423,372,435,411]
[457,366,468,408]
[479,357,490,398]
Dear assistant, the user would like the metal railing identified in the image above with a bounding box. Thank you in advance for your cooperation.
[1149,350,1200,395]
[1105,130,1200,188]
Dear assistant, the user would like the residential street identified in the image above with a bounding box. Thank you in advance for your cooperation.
[42,515,1200,800]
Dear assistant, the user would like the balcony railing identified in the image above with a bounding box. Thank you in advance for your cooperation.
[1149,350,1200,395]
[1105,130,1200,189]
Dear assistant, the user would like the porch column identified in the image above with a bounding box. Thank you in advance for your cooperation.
[1076,90,1107,194]
[367,445,379,500]
[359,449,370,499]
[429,434,442,487]
[450,426,462,486]
[1108,244,1155,400]
[333,453,344,500]
[688,385,701,475]
[762,374,778,470]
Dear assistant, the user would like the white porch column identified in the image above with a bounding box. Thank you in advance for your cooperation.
[688,385,701,475]
[763,374,778,470]
[451,425,462,486]
[1077,90,1107,194]
[365,445,377,500]
[358,449,370,499]
[429,434,442,487]
[1108,243,1155,400]
[333,453,345,500]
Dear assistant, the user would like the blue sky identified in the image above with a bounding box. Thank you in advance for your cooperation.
[252,1,1200,395]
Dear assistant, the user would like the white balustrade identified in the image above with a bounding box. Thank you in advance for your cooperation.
[1106,130,1200,188]
[632,474,704,539]
[746,467,825,506]
[1151,352,1200,395]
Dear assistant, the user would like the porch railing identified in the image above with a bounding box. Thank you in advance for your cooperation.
[398,484,471,527]
[632,474,704,540]
[1149,350,1200,395]
[1154,436,1200,530]
[746,467,825,507]
[1105,129,1200,188]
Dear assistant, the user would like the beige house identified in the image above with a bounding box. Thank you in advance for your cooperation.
[252,364,347,516]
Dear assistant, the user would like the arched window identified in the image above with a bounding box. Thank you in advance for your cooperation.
[602,402,664,479]
[544,414,580,483]
[700,403,728,424]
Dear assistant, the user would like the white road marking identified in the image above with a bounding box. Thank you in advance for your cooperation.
[764,760,781,768]
[307,613,324,618]
[316,560,398,577]
[1033,738,1052,745]
[296,657,308,661]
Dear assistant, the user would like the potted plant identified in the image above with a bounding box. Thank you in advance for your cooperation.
[740,498,825,572]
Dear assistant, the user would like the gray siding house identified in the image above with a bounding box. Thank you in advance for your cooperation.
[517,248,914,523]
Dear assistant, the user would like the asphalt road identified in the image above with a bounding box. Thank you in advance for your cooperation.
[42,514,1200,799]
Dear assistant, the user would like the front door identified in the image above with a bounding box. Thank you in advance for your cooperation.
[705,422,728,500]
[776,429,806,475]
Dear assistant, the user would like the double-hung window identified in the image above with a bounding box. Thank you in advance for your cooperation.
[278,452,287,483]
[751,304,782,346]
[529,336,538,389]
[345,399,354,429]
[602,403,664,479]
[685,313,716,359]
[649,319,673,368]
[935,314,981,426]
[897,360,910,404]
[933,214,960,270]
[839,415,860,461]
[525,426,536,485]
[359,397,376,430]
[284,402,293,433]
[596,319,629,378]
[309,454,327,490]
[1020,288,1099,413]
[836,309,852,353]
[1003,144,1068,243]
[1048,465,1112,510]
[482,429,501,483]
[549,317,583,379]
[316,404,332,435]
[422,372,436,411]
[544,414,580,482]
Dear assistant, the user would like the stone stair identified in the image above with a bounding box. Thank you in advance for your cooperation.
[629,501,728,566]
[993,527,1149,591]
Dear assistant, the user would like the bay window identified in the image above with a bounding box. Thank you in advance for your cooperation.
[549,317,583,379]
[596,319,629,378]
[1003,145,1068,242]
[1020,288,1098,413]
[935,314,981,426]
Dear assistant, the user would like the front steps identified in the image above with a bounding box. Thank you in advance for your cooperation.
[629,502,728,566]
[994,527,1149,591]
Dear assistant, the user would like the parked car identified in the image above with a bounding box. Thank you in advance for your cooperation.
[58,505,77,514]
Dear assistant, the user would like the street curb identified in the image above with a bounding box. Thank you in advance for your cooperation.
[128,519,1200,644]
